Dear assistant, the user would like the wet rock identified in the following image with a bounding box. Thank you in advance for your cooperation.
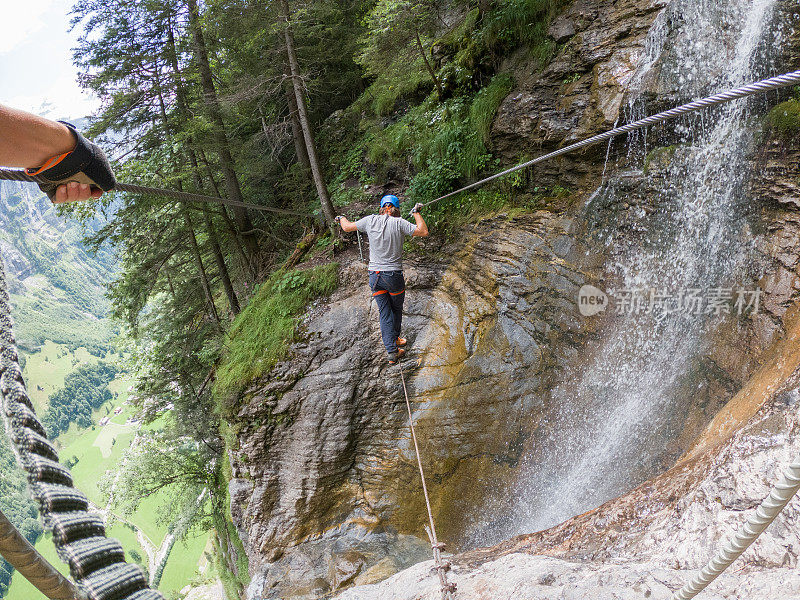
[338,383,800,598]
[233,213,604,597]
[493,0,667,188]
[330,551,366,589]
[336,553,800,600]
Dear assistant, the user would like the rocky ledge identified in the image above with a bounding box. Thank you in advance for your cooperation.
[338,354,800,599]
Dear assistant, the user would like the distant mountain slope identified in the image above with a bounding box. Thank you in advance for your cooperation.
[0,181,117,351]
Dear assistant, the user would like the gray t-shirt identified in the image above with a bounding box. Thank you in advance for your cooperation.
[355,213,417,271]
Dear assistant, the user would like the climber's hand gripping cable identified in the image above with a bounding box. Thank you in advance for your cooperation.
[26,122,116,203]
[0,104,116,203]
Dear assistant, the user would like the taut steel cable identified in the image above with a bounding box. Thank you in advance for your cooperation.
[397,361,455,600]
[421,69,800,208]
[0,168,306,216]
[0,508,85,599]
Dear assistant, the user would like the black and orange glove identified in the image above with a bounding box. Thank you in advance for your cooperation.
[26,121,116,201]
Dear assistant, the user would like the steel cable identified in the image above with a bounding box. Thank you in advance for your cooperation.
[0,168,306,216]
[422,69,800,208]
[397,361,455,599]
[0,508,85,599]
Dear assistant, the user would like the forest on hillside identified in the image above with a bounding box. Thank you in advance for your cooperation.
[42,362,119,437]
[53,0,565,595]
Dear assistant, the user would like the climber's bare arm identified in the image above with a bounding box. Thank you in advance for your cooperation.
[336,216,359,233]
[0,105,76,168]
[0,104,110,202]
[411,206,428,237]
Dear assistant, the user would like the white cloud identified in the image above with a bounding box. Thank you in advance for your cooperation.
[0,0,99,119]
[0,0,55,55]
[6,74,98,120]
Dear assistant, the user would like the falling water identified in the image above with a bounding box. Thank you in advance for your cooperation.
[480,0,781,542]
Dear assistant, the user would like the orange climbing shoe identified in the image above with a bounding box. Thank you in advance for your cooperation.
[388,348,406,364]
[396,337,407,347]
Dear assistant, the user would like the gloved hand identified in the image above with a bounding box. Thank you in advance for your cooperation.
[26,121,116,203]
[335,215,343,223]
[410,203,424,215]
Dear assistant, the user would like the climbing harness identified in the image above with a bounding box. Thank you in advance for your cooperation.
[420,69,800,209]
[672,456,800,600]
[0,255,164,600]
[0,167,305,216]
[397,360,455,600]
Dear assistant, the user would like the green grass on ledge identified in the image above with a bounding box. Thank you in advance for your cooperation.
[213,263,339,417]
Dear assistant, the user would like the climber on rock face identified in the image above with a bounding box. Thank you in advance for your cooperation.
[0,104,116,203]
[336,194,428,364]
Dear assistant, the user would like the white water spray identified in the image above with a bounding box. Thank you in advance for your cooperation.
[474,0,780,543]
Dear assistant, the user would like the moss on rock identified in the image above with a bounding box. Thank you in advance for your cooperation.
[765,98,800,137]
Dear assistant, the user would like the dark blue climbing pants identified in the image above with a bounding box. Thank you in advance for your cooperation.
[369,270,405,355]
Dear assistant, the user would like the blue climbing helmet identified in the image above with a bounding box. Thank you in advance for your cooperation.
[380,194,400,209]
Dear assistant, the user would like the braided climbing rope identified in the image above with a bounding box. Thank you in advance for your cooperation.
[397,361,456,599]
[672,457,800,599]
[0,253,164,600]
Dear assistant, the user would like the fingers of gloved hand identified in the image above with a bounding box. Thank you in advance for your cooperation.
[411,203,423,214]
[53,182,102,204]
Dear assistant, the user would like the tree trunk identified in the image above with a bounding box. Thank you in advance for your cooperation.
[185,0,260,255]
[153,47,241,317]
[183,207,221,326]
[165,271,176,300]
[203,209,241,315]
[167,18,257,281]
[477,0,492,20]
[284,65,311,170]
[183,148,240,316]
[277,0,336,223]
[195,148,257,281]
[415,28,445,100]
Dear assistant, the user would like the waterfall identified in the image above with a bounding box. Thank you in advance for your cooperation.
[474,0,782,544]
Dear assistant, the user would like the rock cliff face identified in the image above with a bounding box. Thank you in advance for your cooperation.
[337,343,800,599]
[230,212,601,596]
[228,0,800,597]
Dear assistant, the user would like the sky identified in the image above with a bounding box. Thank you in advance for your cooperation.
[0,0,99,121]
